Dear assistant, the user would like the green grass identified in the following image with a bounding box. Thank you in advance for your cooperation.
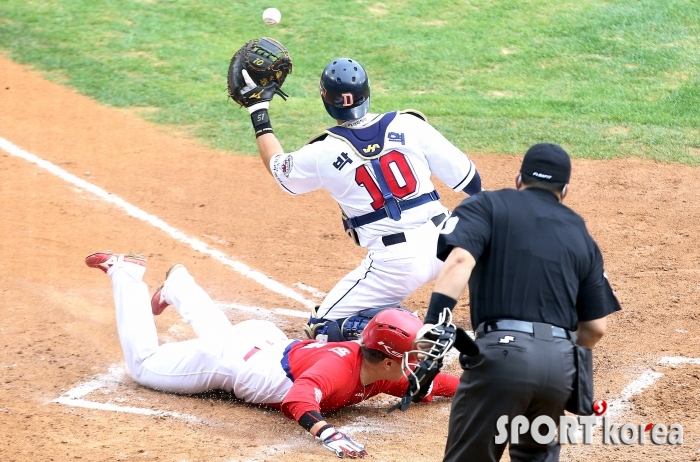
[1,0,700,164]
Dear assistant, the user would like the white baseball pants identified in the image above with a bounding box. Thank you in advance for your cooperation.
[316,215,446,320]
[107,260,293,404]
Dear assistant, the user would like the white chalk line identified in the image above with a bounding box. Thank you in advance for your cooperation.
[658,355,700,367]
[602,355,700,422]
[51,364,201,422]
[0,136,314,309]
[53,398,201,421]
[293,282,326,299]
[218,302,309,319]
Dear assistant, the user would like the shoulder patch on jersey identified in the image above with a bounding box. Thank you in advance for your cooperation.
[441,216,459,234]
[399,109,427,122]
[280,155,293,177]
[304,132,329,146]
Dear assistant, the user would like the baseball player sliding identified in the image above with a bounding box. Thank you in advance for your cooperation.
[228,45,483,341]
[85,251,458,458]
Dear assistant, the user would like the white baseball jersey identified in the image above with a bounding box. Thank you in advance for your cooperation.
[270,111,477,248]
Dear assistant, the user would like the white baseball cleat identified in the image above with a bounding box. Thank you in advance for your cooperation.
[150,263,184,315]
[85,251,147,273]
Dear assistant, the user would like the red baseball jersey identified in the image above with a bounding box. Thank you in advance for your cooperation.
[278,339,458,421]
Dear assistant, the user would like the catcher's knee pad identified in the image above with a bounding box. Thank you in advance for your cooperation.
[341,306,413,341]
[305,306,413,342]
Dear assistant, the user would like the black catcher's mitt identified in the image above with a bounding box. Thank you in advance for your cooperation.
[227,37,293,108]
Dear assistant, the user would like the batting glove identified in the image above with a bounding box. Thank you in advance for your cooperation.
[240,69,270,114]
[318,427,368,458]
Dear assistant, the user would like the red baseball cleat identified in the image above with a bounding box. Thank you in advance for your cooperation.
[85,251,147,273]
[151,263,184,315]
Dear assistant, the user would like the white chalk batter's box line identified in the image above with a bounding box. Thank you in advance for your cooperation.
[1,136,695,440]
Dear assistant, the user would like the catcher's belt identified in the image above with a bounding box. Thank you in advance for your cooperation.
[477,320,570,339]
[380,212,447,247]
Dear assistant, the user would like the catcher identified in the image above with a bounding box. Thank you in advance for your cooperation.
[227,38,483,344]
[85,251,459,459]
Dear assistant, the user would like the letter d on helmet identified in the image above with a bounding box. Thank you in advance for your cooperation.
[320,58,370,121]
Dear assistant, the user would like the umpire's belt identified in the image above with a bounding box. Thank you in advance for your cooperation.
[381,212,447,247]
[477,319,570,340]
[342,190,440,230]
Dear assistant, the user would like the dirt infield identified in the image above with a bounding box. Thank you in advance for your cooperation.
[1,54,699,461]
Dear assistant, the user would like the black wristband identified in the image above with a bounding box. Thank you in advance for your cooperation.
[250,108,273,138]
[425,292,458,324]
[298,410,323,432]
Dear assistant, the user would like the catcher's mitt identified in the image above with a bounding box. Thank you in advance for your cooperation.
[227,37,293,108]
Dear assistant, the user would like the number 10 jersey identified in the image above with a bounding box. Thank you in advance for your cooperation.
[270,110,478,248]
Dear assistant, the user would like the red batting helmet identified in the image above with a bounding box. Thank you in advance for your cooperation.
[361,308,423,359]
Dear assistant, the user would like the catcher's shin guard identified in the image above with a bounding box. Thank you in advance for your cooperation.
[341,306,413,340]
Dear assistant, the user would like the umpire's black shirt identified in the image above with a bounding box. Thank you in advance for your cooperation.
[437,187,621,331]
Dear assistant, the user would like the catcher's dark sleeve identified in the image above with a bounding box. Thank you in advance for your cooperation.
[462,170,482,196]
[436,193,493,262]
[576,240,622,321]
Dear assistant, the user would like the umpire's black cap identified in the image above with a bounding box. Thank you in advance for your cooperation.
[520,143,571,184]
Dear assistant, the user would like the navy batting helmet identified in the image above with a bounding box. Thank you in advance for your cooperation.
[320,58,370,121]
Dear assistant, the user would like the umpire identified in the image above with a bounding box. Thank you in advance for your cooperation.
[423,143,621,461]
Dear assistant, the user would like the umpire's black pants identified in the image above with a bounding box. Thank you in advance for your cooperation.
[443,327,576,462]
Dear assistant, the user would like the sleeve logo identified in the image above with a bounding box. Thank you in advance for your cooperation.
[440,216,459,234]
[362,143,381,154]
[281,155,293,177]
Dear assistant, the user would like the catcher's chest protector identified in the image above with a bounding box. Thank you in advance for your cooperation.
[326,112,398,161]
[328,113,406,220]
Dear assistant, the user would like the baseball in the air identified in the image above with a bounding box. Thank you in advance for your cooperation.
[263,8,281,26]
